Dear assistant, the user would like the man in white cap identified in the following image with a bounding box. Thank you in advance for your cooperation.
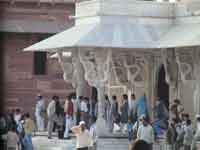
[71,121,92,150]
[35,94,45,131]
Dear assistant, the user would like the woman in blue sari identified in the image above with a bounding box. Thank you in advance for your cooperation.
[135,94,149,120]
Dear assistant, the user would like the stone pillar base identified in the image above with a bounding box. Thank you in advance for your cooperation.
[96,117,110,137]
[97,137,128,150]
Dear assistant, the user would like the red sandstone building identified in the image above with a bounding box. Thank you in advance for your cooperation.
[0,0,83,116]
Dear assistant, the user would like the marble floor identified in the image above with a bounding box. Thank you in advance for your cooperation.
[32,136,76,150]
[32,134,170,150]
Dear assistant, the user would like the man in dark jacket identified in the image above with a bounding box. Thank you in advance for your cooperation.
[120,94,129,133]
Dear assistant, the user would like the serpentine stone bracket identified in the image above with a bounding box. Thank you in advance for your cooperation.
[79,48,111,88]
[57,52,73,83]
[111,51,146,89]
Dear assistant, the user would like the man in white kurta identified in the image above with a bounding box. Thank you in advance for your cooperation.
[35,95,45,131]
[137,117,154,150]
[47,96,57,138]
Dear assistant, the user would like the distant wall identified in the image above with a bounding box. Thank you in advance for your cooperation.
[3,33,75,117]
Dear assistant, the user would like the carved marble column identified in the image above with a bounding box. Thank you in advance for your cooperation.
[161,48,179,102]
[145,54,155,118]
[72,50,86,97]
[193,48,200,115]
[175,48,197,114]
[79,48,111,136]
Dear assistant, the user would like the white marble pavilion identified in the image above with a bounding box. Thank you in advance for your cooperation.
[24,0,200,136]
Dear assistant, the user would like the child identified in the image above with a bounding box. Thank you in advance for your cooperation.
[127,117,134,143]
[183,119,193,150]
[7,126,19,150]
[113,114,121,133]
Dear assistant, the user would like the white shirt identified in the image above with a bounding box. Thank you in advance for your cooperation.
[76,130,91,148]
[47,100,55,117]
[137,124,154,144]
[14,114,21,124]
[81,101,88,112]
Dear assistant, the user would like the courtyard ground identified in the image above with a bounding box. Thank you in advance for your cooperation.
[32,136,76,150]
[32,132,184,150]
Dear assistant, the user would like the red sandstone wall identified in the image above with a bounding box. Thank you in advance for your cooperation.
[3,33,75,117]
[1,1,93,118]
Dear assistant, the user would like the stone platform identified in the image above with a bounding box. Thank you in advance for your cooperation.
[32,132,200,150]
[32,136,76,150]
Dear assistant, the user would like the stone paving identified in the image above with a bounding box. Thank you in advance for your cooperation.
[32,133,172,150]
[32,136,76,150]
[32,135,167,150]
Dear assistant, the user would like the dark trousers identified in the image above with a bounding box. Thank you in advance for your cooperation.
[76,147,88,150]
[184,145,190,150]
[149,144,153,150]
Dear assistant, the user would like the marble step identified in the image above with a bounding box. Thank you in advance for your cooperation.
[97,138,129,150]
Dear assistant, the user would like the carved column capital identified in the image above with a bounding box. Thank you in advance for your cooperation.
[112,51,146,88]
[56,50,86,97]
[57,52,73,83]
[79,48,111,87]
[175,48,194,83]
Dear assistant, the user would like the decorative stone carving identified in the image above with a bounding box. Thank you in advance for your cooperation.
[174,47,200,115]
[71,51,85,97]
[112,51,146,89]
[79,48,111,136]
[79,48,111,87]
[175,48,194,83]
[57,52,73,83]
[57,51,85,97]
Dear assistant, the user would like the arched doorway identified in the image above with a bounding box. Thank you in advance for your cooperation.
[157,65,169,109]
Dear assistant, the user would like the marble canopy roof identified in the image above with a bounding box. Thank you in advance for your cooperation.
[24,0,200,52]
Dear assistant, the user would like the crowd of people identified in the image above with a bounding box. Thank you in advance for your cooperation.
[165,99,194,150]
[1,92,200,150]
[0,109,35,150]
